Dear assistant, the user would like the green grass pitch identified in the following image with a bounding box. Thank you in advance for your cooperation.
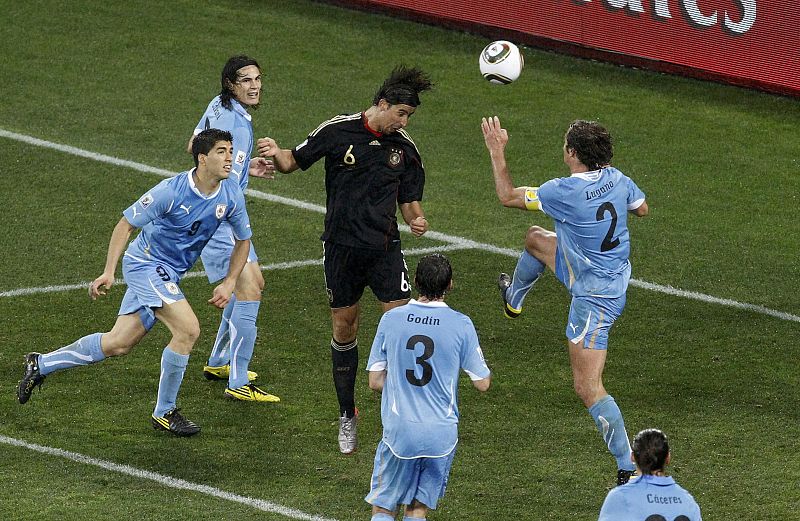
[0,1,798,520]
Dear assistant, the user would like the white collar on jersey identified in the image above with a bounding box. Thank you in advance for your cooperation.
[187,168,222,199]
[409,298,448,307]
[570,168,605,181]
[232,99,252,121]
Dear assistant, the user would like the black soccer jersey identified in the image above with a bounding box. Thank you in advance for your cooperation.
[292,112,425,250]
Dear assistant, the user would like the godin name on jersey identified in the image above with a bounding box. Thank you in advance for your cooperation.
[406,313,440,325]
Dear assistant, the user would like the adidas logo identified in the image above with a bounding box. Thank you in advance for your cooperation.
[369,140,381,146]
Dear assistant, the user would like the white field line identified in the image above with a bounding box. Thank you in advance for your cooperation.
[0,435,338,521]
[0,244,468,298]
[1,128,798,324]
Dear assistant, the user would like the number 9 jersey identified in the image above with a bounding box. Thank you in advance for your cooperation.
[122,169,252,276]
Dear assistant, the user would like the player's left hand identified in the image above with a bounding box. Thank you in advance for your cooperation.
[208,283,234,308]
[249,157,276,179]
[410,216,428,237]
[481,116,508,154]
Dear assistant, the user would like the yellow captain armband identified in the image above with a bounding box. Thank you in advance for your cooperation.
[523,186,542,211]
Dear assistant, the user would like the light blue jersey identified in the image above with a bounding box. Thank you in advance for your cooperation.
[537,167,645,298]
[194,95,259,282]
[123,169,251,275]
[193,96,254,191]
[598,475,702,521]
[367,300,491,459]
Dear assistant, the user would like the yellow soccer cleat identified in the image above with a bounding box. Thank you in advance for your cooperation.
[224,383,280,403]
[203,364,258,382]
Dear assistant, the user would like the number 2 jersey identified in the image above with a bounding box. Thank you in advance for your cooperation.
[531,166,646,298]
[122,170,252,275]
[367,300,491,459]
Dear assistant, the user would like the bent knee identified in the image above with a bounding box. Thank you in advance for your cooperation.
[101,336,136,357]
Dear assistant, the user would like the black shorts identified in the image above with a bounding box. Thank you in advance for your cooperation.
[323,241,411,308]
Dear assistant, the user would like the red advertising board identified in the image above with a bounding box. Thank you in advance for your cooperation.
[330,0,798,97]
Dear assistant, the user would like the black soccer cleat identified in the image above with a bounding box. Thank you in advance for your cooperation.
[18,352,46,404]
[617,469,637,486]
[151,408,201,437]
[498,273,521,319]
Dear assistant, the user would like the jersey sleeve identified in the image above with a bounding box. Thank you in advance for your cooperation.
[292,126,331,171]
[122,179,174,228]
[459,317,491,381]
[537,178,571,222]
[626,176,646,211]
[397,148,425,204]
[225,188,253,241]
[366,316,389,371]
[597,488,625,521]
[193,99,235,135]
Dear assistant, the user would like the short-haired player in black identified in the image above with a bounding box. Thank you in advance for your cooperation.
[257,66,433,454]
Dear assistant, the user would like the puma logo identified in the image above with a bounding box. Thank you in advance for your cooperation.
[180,204,192,214]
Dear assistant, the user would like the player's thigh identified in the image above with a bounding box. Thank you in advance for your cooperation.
[525,226,557,271]
[365,441,421,512]
[234,260,264,299]
[323,242,369,308]
[413,450,456,510]
[368,245,411,304]
[565,295,624,350]
[154,299,200,353]
[102,312,149,355]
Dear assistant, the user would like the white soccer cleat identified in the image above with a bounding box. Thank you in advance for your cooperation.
[338,410,358,455]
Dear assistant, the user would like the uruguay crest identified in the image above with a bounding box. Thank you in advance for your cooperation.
[216,204,227,219]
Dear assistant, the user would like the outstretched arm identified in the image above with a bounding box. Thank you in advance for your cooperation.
[257,137,299,173]
[89,217,136,300]
[481,116,531,210]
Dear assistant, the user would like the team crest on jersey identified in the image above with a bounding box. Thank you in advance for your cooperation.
[215,204,227,219]
[164,282,180,295]
[235,150,246,166]
[388,148,403,168]
[139,193,154,209]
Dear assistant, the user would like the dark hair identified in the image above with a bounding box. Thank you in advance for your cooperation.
[632,428,670,475]
[219,55,261,110]
[372,65,433,107]
[565,120,613,170]
[192,128,233,167]
[414,253,452,300]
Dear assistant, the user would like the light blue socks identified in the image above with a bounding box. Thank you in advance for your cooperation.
[228,300,260,388]
[154,347,189,417]
[506,250,545,311]
[207,293,237,367]
[589,395,635,471]
[39,333,105,376]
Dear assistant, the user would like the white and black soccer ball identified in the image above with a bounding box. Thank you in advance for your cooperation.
[479,40,524,85]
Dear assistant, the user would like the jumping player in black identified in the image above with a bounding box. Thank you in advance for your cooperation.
[257,66,433,454]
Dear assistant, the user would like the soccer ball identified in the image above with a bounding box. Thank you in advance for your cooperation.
[479,41,524,84]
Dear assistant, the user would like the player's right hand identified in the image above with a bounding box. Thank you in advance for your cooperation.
[257,137,279,158]
[89,273,114,300]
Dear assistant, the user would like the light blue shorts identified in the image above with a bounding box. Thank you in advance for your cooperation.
[119,255,185,331]
[200,222,258,283]
[365,440,455,512]
[565,294,625,350]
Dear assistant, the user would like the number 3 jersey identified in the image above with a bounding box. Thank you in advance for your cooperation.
[534,166,645,298]
[367,300,491,459]
[122,170,252,275]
